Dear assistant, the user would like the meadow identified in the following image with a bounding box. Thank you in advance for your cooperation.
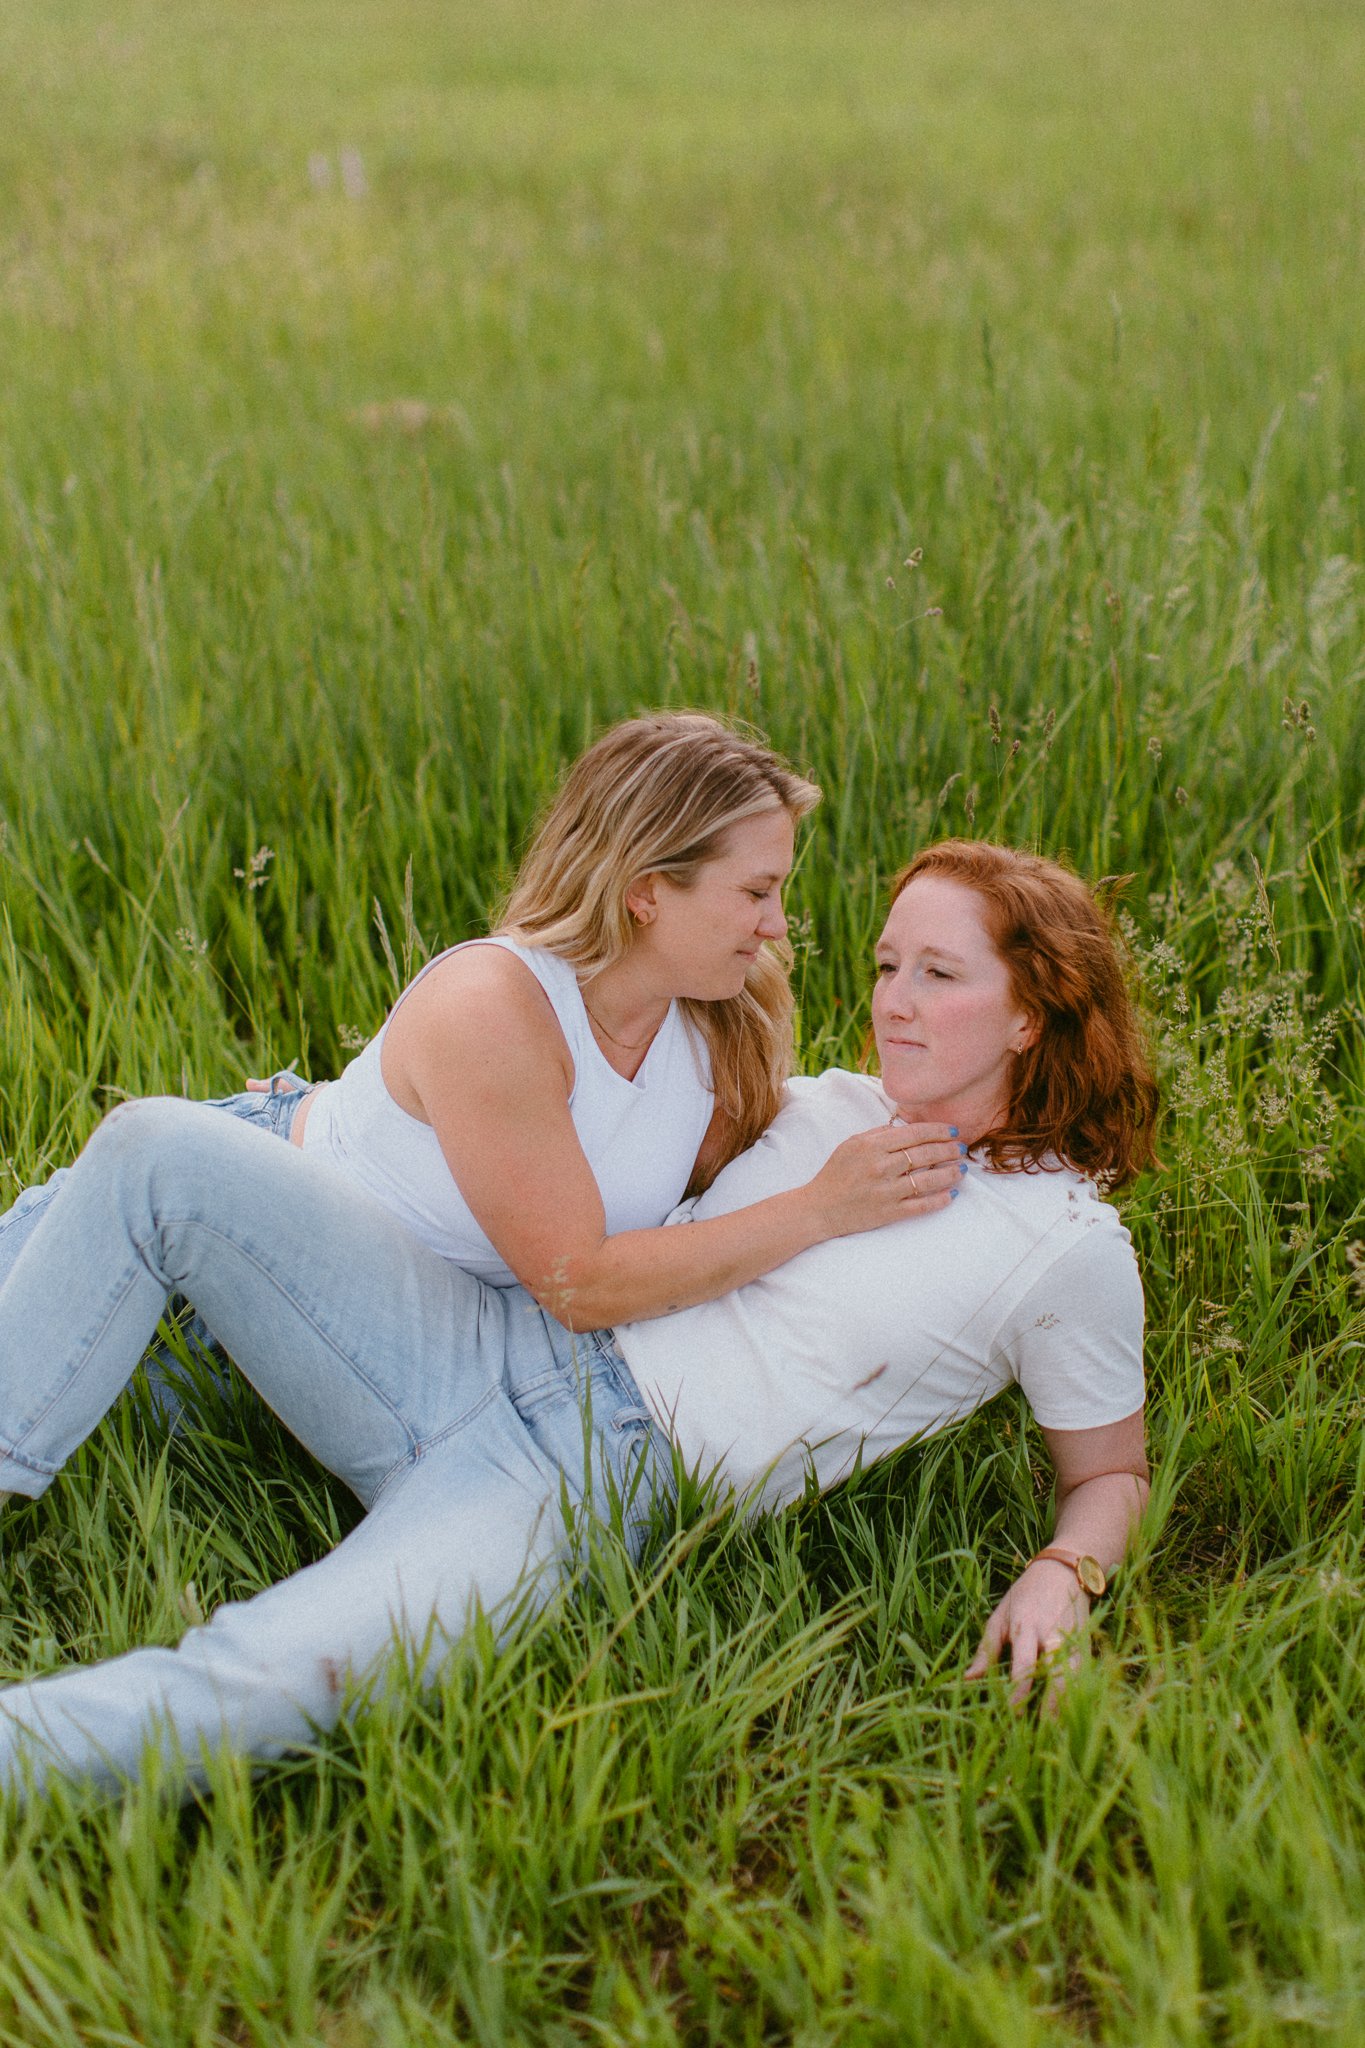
[1,0,1364,2038]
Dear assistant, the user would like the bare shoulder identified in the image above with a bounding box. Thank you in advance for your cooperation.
[385,946,574,1103]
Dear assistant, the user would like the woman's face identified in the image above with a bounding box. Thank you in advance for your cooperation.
[871,875,1036,1135]
[627,809,794,1000]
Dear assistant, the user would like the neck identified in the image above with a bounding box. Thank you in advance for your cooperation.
[885,1091,1006,1148]
[580,961,672,1051]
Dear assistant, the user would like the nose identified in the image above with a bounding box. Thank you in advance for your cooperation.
[880,967,915,1018]
[758,897,787,941]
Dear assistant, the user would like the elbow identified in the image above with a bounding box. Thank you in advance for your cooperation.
[523,1256,615,1333]
[534,1294,604,1334]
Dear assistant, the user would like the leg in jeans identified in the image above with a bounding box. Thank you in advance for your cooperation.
[0,1094,666,1792]
[0,1074,314,1416]
[0,1074,310,1289]
[0,1338,662,1797]
[0,1095,515,1503]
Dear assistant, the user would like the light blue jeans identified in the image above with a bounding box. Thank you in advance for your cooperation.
[0,1097,668,1797]
[0,1072,312,1401]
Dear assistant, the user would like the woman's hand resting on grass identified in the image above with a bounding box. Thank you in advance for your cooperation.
[964,1558,1094,1710]
[963,1413,1150,1710]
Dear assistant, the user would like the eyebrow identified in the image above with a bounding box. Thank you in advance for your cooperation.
[875,944,969,966]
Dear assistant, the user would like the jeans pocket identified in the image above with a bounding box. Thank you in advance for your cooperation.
[202,1083,311,1141]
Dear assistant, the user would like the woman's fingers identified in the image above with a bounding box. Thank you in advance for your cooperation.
[964,1598,1010,1680]
[964,1578,1091,1708]
[812,1124,964,1236]
[1008,1627,1046,1707]
[881,1121,968,1203]
[889,1120,961,1150]
[1040,1637,1088,1717]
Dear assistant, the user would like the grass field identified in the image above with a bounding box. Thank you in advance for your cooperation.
[1,0,1364,2039]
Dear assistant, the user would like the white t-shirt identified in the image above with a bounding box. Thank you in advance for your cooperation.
[615,1070,1144,1512]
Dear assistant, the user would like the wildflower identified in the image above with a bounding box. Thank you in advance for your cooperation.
[1346,1243,1365,1303]
[234,846,275,892]
[175,928,208,971]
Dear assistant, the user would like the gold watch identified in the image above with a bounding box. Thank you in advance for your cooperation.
[1032,1546,1106,1596]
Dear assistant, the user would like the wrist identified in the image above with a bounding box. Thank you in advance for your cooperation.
[1031,1547,1107,1596]
[786,1181,837,1251]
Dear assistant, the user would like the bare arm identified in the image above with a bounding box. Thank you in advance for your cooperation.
[386,949,964,1328]
[964,1407,1150,1705]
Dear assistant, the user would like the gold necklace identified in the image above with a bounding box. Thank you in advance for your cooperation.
[582,996,665,1054]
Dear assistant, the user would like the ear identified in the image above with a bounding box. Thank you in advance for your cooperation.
[1012,1011,1041,1054]
[624,874,659,927]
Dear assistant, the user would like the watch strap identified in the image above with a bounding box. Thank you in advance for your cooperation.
[1032,1546,1107,1596]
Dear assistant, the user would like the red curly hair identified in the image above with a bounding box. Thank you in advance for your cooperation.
[882,840,1161,1191]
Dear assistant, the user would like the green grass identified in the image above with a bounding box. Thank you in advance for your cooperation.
[1,0,1364,2038]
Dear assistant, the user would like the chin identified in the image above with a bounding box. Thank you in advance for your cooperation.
[688,971,750,1004]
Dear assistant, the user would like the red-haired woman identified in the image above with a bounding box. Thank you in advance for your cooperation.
[0,842,1158,1794]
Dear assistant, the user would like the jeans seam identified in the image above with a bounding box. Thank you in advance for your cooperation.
[0,1190,58,1240]
[3,1262,146,1458]
[366,1384,505,1509]
[0,1436,63,1478]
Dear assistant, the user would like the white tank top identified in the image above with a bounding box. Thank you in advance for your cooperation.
[301,938,715,1283]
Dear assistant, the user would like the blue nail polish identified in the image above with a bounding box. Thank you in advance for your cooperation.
[950,1187,961,1199]
[959,1162,969,1175]
[948,1126,959,1137]
[958,1143,969,1157]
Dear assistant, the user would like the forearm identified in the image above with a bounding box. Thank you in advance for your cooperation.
[527,1188,828,1329]
[1048,1468,1150,1573]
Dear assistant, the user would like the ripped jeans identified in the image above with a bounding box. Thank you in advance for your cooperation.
[0,1096,667,1796]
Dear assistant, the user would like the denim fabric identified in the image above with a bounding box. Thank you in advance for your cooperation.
[0,1074,313,1419]
[0,1096,668,1795]
[0,1073,310,1301]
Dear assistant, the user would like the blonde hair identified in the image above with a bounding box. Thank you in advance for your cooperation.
[498,712,821,1184]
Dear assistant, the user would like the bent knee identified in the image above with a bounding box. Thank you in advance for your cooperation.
[93,1095,200,1154]
[76,1098,228,1229]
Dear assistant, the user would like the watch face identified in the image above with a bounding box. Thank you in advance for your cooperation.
[1077,1555,1106,1597]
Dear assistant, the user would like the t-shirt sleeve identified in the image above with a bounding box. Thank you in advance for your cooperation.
[1000,1223,1145,1430]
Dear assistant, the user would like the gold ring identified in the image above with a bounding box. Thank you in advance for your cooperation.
[901,1150,920,1198]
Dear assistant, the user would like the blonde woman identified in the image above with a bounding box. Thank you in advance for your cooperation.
[0,715,963,1411]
